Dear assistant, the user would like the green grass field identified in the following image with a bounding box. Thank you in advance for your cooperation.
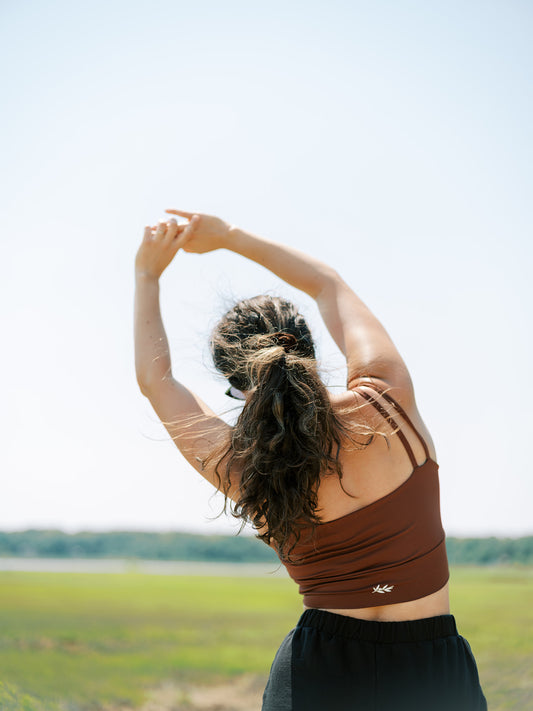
[0,566,531,710]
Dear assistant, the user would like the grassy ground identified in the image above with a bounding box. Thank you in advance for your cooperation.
[449,566,533,710]
[0,566,531,710]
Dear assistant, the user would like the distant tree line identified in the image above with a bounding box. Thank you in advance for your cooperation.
[0,530,278,563]
[445,536,533,565]
[0,530,532,565]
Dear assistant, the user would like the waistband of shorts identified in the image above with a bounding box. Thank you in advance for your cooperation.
[297,609,458,643]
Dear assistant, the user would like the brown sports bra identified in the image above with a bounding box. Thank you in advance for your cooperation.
[279,385,449,609]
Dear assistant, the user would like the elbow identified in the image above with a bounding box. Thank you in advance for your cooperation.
[312,267,342,299]
[136,368,172,396]
[136,376,152,397]
[136,370,158,396]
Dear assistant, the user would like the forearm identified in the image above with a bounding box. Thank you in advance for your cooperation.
[134,273,172,390]
[225,226,337,299]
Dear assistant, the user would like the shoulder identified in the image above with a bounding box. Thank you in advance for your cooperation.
[329,376,414,422]
[329,377,437,463]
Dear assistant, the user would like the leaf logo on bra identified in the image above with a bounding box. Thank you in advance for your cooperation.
[372,584,394,593]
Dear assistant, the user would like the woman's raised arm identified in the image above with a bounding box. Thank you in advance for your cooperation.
[313,274,414,397]
[230,226,413,396]
[165,208,336,297]
[166,209,415,398]
[226,225,337,299]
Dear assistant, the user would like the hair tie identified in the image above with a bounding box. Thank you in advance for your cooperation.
[271,331,298,352]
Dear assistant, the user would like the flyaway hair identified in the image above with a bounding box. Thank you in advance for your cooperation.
[202,294,381,561]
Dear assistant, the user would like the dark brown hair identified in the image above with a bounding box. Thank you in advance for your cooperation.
[202,294,378,560]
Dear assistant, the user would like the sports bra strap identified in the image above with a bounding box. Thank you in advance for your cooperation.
[378,389,430,460]
[358,389,418,469]
[357,383,431,463]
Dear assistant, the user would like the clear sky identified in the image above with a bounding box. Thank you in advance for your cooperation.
[1,0,531,538]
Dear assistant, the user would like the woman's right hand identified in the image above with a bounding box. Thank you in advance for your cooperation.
[165,208,231,254]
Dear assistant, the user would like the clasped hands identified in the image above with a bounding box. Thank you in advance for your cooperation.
[135,208,232,279]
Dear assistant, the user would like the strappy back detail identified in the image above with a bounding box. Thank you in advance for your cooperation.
[271,381,450,609]
[357,383,431,466]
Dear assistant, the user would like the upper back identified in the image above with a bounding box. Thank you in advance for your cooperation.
[316,381,437,523]
[278,381,449,609]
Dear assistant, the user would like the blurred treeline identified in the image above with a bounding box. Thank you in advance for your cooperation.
[0,531,532,565]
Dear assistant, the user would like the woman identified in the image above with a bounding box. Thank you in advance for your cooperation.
[134,209,487,711]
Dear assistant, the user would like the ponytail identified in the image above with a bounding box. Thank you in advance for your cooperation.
[207,295,376,560]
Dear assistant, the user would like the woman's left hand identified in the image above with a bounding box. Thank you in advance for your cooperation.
[135,217,196,279]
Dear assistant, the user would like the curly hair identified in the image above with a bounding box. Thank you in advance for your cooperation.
[201,294,380,561]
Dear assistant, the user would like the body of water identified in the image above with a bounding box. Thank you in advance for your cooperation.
[0,557,288,576]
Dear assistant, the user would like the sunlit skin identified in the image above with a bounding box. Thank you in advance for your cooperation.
[135,210,450,622]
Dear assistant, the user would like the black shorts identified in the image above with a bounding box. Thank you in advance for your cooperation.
[262,609,487,711]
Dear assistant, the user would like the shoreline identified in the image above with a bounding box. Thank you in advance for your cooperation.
[0,556,288,576]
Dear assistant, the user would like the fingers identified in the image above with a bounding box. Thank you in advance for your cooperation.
[147,215,195,249]
[152,218,177,240]
[153,220,167,240]
[166,208,195,218]
[165,218,179,241]
[175,214,199,250]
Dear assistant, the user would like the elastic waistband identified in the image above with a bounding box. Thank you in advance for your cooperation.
[297,609,458,643]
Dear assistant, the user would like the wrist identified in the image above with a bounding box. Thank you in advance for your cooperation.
[135,269,160,283]
[225,224,251,255]
[223,224,241,250]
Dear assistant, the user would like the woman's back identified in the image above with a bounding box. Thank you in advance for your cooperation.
[320,384,437,523]
[295,382,450,622]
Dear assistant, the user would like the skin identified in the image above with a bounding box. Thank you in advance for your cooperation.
[135,209,450,623]
[307,389,449,622]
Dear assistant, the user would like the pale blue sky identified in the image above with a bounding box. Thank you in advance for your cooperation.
[1,0,531,537]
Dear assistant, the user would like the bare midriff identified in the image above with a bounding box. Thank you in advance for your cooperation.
[304,582,450,622]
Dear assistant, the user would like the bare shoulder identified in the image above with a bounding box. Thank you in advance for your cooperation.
[328,379,437,463]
